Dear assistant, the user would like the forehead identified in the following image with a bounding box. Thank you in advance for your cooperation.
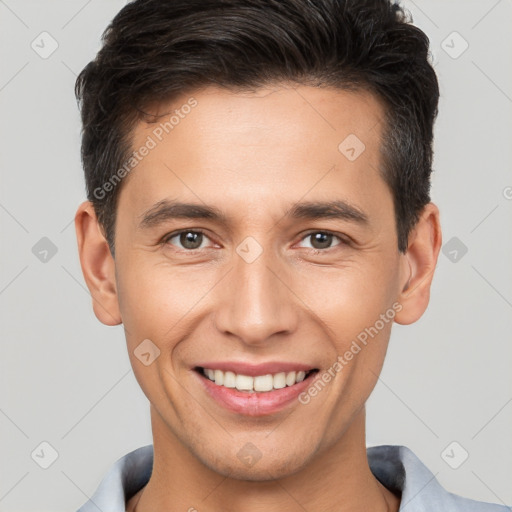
[132,83,385,156]
[120,84,391,226]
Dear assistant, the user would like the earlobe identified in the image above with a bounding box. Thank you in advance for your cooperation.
[74,201,122,326]
[394,202,442,325]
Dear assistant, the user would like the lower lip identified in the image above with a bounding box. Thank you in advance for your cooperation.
[194,369,319,416]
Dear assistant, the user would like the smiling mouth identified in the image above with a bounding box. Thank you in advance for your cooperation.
[194,366,319,393]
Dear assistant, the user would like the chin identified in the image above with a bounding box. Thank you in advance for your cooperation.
[199,445,314,482]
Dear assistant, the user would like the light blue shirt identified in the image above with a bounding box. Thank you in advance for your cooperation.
[76,444,510,511]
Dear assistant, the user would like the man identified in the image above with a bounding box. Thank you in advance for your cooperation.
[73,0,509,510]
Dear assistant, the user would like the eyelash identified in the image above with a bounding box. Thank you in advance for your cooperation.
[160,229,350,253]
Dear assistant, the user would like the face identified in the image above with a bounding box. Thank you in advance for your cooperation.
[81,84,429,480]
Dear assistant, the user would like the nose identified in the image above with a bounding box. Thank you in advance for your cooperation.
[213,246,299,347]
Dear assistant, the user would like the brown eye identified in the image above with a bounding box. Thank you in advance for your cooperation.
[310,232,334,250]
[164,230,211,250]
[298,231,344,251]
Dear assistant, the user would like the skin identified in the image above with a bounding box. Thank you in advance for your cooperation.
[75,84,441,512]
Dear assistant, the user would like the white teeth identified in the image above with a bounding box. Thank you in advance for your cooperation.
[235,374,253,391]
[254,374,273,392]
[223,371,236,388]
[285,371,296,386]
[201,367,313,392]
[273,372,286,389]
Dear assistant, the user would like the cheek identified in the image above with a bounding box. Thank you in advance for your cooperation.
[116,256,218,347]
[298,256,399,394]
[115,259,201,403]
[301,259,398,335]
[117,271,172,343]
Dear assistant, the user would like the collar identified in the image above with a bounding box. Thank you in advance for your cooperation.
[77,444,508,511]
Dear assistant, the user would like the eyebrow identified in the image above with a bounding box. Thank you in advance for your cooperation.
[138,198,369,229]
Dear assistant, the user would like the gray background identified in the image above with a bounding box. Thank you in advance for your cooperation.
[0,0,511,510]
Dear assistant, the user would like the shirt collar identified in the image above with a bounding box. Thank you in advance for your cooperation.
[77,444,507,511]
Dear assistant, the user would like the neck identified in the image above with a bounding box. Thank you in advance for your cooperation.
[130,406,400,512]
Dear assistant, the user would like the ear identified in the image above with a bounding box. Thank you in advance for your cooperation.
[394,202,442,325]
[74,201,122,326]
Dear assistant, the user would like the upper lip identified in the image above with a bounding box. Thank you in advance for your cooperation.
[194,361,317,376]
